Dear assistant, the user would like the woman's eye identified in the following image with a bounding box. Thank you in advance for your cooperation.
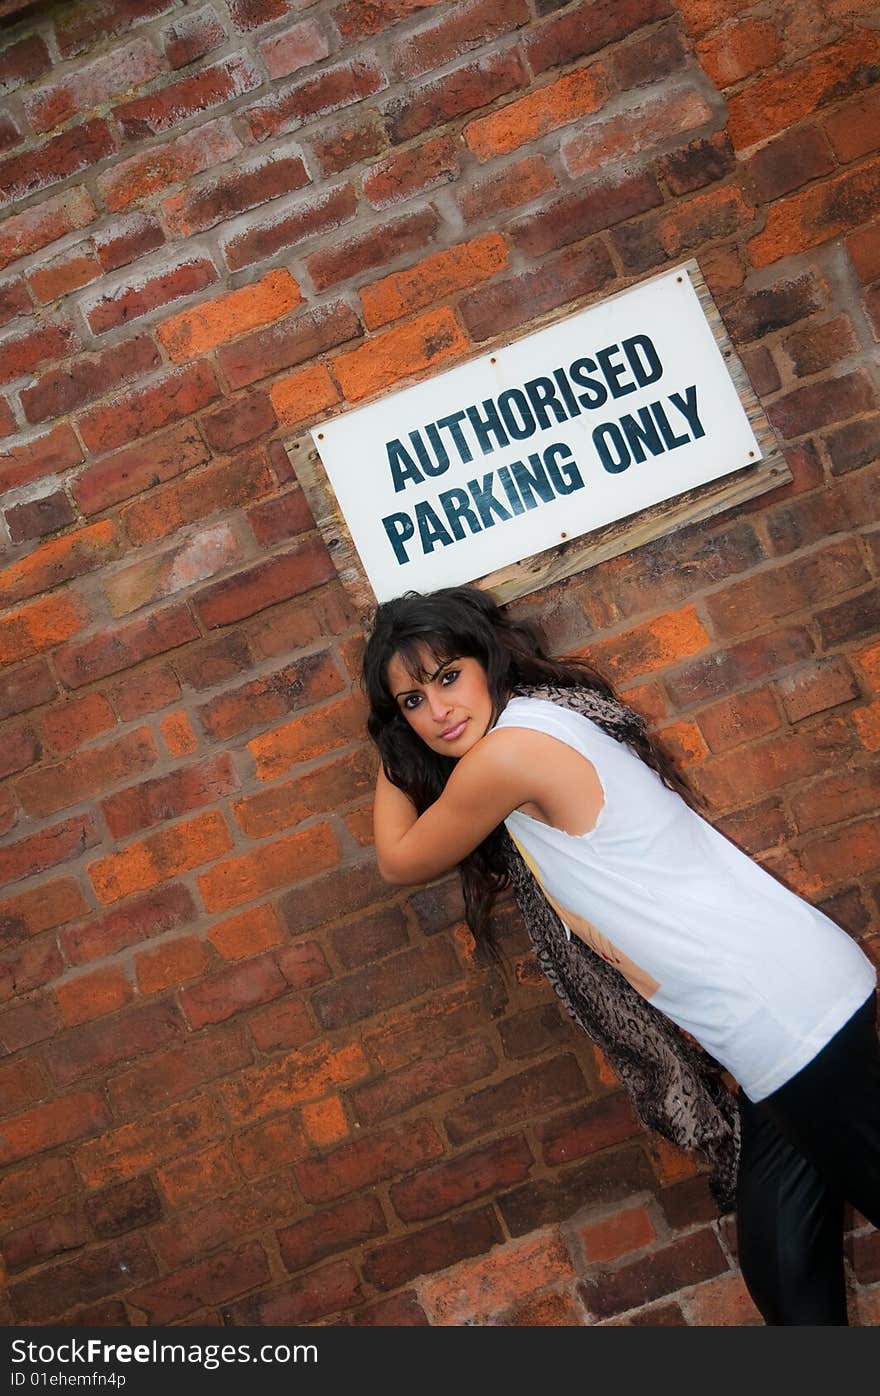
[402,694,422,711]
[440,669,459,686]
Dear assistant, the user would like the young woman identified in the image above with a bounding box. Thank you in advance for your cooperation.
[364,584,880,1326]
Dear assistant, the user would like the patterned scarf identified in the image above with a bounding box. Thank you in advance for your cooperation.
[503,683,741,1214]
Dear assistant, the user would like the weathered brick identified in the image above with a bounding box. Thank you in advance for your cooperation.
[563,86,713,176]
[313,939,460,1031]
[0,276,30,326]
[55,603,200,689]
[359,233,506,331]
[460,239,616,341]
[233,747,372,840]
[112,663,181,719]
[334,0,443,40]
[196,822,337,914]
[0,423,83,494]
[465,61,610,161]
[294,1118,443,1204]
[0,935,65,1001]
[9,1235,157,1325]
[310,110,386,174]
[38,693,115,761]
[457,153,556,224]
[582,1229,730,1318]
[308,206,440,293]
[0,878,88,947]
[21,335,160,425]
[791,766,880,838]
[0,120,115,204]
[385,49,527,146]
[222,1038,370,1127]
[0,319,80,386]
[55,965,134,1027]
[847,222,880,284]
[696,16,781,88]
[420,1225,573,1324]
[816,586,880,650]
[228,0,287,30]
[206,903,284,961]
[106,523,242,617]
[94,210,165,271]
[152,1174,295,1269]
[193,539,334,629]
[1,1207,88,1274]
[88,810,232,904]
[260,17,329,78]
[75,1094,223,1188]
[43,998,187,1086]
[199,648,344,742]
[247,691,367,781]
[366,1204,502,1291]
[514,172,662,258]
[0,1156,77,1227]
[156,1140,239,1208]
[767,372,877,439]
[163,4,227,69]
[97,116,242,212]
[750,156,880,267]
[268,362,340,427]
[352,1037,497,1127]
[363,133,458,210]
[0,520,118,608]
[499,1144,655,1236]
[114,54,261,137]
[77,360,220,454]
[247,994,316,1053]
[0,1091,110,1167]
[157,267,300,361]
[245,55,386,142]
[225,1257,361,1325]
[231,1112,309,1178]
[26,244,102,303]
[164,142,311,240]
[133,934,210,995]
[0,187,96,273]
[17,727,158,821]
[25,38,162,134]
[0,32,51,93]
[526,0,672,74]
[87,256,217,335]
[72,421,209,516]
[102,752,238,840]
[175,953,285,1028]
[826,416,880,476]
[218,299,360,389]
[0,657,57,723]
[728,32,880,150]
[278,1194,386,1273]
[447,1054,589,1144]
[705,541,870,638]
[386,1133,531,1222]
[246,486,314,547]
[0,995,60,1054]
[121,448,274,544]
[695,716,854,808]
[333,306,467,400]
[0,723,40,781]
[696,687,781,753]
[747,125,835,204]
[85,1175,162,1239]
[0,813,99,891]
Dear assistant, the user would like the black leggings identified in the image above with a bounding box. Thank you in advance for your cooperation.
[736,992,880,1324]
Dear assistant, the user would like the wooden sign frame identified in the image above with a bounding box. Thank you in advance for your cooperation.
[290,259,791,623]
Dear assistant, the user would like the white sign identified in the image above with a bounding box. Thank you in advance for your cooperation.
[312,265,762,602]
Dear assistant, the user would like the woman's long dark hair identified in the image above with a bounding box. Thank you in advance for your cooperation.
[363,585,700,961]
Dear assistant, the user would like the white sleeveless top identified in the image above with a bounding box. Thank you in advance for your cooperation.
[496,696,875,1101]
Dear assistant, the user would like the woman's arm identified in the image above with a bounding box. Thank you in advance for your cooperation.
[373,730,532,886]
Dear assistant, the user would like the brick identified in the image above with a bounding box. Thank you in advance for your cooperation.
[245,56,386,143]
[246,486,314,546]
[133,935,209,995]
[151,1173,295,1269]
[697,687,781,753]
[231,1112,308,1178]
[385,49,527,146]
[384,1132,531,1223]
[0,1057,47,1122]
[457,154,556,224]
[0,425,77,494]
[77,360,218,453]
[563,86,714,176]
[1,1207,88,1274]
[55,603,199,689]
[767,372,877,439]
[778,658,860,725]
[0,111,21,151]
[194,539,334,629]
[112,663,181,719]
[268,362,340,427]
[0,724,40,781]
[75,1094,223,1188]
[0,879,88,946]
[175,952,285,1028]
[359,233,506,331]
[826,416,880,476]
[705,541,870,638]
[0,276,30,326]
[313,939,460,1031]
[233,747,372,838]
[85,1175,162,1239]
[301,1095,348,1147]
[157,268,300,361]
[97,116,242,212]
[163,143,311,239]
[747,126,835,204]
[56,966,134,1027]
[86,256,217,335]
[334,0,443,39]
[9,1235,157,1325]
[260,17,329,79]
[460,239,616,341]
[163,5,227,68]
[247,994,315,1053]
[40,692,116,755]
[222,1037,370,1127]
[0,591,90,667]
[466,61,611,161]
[26,246,102,303]
[502,1144,656,1237]
[17,727,158,821]
[205,903,283,961]
[218,299,360,389]
[791,766,880,838]
[276,939,332,991]
[114,54,261,138]
[656,130,736,196]
[157,1141,239,1208]
[0,1091,109,1167]
[121,448,274,545]
[0,811,100,894]
[0,995,60,1054]
[365,1204,502,1292]
[308,205,440,292]
[0,187,96,273]
[200,649,344,741]
[579,1204,656,1264]
[536,1093,641,1167]
[228,0,287,29]
[696,17,781,88]
[104,523,243,618]
[0,120,115,205]
[199,390,276,453]
[102,752,238,840]
[513,172,661,258]
[525,0,672,75]
[43,999,187,1086]
[421,1226,573,1324]
[0,520,117,608]
[847,222,880,284]
[197,822,337,914]
[73,421,209,516]
[722,272,823,345]
[0,33,51,92]
[0,935,65,1001]
[352,1037,497,1127]
[696,716,854,808]
[332,306,467,401]
[448,1054,589,1145]
[816,585,880,649]
[750,157,880,268]
[0,1156,76,1227]
[88,810,231,904]
[25,38,162,135]
[728,32,880,150]
[278,1195,386,1273]
[226,1257,361,1325]
[247,691,367,780]
[94,211,165,271]
[783,314,857,378]
[363,136,455,213]
[294,1117,443,1203]
[310,111,386,174]
[56,0,175,58]
[584,1228,728,1317]
[347,1291,429,1325]
[108,1025,250,1121]
[21,335,161,425]
[392,0,528,81]
[0,320,79,386]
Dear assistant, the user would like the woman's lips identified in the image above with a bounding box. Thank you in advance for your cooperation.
[440,719,468,741]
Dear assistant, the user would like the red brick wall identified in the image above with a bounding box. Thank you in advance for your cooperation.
[1,0,879,1326]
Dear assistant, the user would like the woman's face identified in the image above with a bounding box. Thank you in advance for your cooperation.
[386,646,494,758]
